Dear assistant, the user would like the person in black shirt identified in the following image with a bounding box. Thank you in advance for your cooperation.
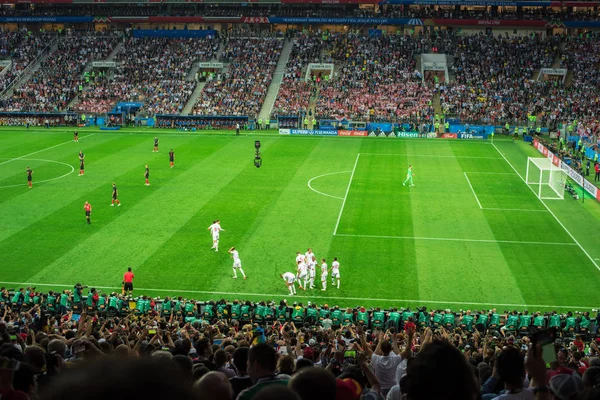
[153,137,159,152]
[78,151,85,176]
[74,131,79,142]
[144,165,150,186]
[169,149,175,168]
[26,167,33,188]
[111,183,121,206]
[230,347,253,398]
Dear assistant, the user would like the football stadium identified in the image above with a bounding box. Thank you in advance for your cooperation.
[0,4,600,399]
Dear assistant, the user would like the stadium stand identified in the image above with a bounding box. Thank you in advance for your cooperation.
[192,37,283,117]
[0,286,599,400]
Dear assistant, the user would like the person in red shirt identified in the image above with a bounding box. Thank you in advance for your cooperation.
[404,317,416,333]
[84,201,92,224]
[595,163,599,181]
[123,267,134,296]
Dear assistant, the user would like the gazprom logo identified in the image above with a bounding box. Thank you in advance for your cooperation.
[408,19,424,25]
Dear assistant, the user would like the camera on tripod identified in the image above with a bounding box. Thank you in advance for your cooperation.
[254,141,262,168]
[564,182,579,200]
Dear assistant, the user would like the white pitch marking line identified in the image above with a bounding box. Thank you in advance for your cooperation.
[464,172,482,209]
[0,158,75,188]
[334,233,577,246]
[307,171,350,200]
[482,208,549,213]
[492,143,600,272]
[333,154,360,235]
[0,134,94,166]
[464,172,515,175]
[360,153,503,159]
[0,280,593,309]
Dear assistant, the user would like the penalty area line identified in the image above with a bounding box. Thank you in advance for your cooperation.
[333,154,360,235]
[0,134,94,166]
[0,281,593,309]
[334,233,577,246]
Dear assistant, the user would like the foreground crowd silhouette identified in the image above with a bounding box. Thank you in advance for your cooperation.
[1,287,600,400]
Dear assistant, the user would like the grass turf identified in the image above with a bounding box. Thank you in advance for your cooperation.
[1,126,599,311]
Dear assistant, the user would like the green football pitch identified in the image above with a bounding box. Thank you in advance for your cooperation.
[1,127,600,311]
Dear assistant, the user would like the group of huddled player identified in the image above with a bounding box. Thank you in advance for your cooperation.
[280,248,341,296]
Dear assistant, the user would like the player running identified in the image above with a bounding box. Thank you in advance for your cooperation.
[297,260,308,291]
[153,137,159,152]
[169,149,175,168]
[84,201,92,224]
[74,131,79,142]
[26,167,33,188]
[208,220,224,251]
[144,165,150,186]
[281,272,297,296]
[330,257,341,289]
[320,259,328,291]
[229,247,247,280]
[402,165,415,187]
[111,183,121,206]
[78,150,85,176]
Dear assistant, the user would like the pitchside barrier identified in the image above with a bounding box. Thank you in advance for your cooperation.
[278,128,489,140]
[532,139,600,202]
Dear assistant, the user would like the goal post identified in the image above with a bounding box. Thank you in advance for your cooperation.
[525,157,565,200]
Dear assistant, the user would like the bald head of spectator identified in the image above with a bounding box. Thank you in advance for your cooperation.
[48,339,67,358]
[289,367,336,400]
[194,371,233,400]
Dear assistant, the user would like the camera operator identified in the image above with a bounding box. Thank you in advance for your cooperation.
[73,283,88,310]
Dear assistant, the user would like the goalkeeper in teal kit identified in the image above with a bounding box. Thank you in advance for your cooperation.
[402,165,415,186]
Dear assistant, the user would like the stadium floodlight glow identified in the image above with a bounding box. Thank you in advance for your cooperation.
[525,157,566,200]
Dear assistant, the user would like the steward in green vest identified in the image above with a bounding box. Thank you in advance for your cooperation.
[97,295,106,313]
[11,289,23,307]
[504,312,518,331]
[162,297,172,317]
[318,307,330,324]
[533,313,545,329]
[292,305,305,323]
[371,309,385,329]
[174,298,183,316]
[185,301,196,318]
[434,122,440,132]
[563,313,576,332]
[443,312,455,329]
[357,308,369,326]
[276,304,287,322]
[331,308,343,328]
[402,309,414,322]
[217,302,228,320]
[579,314,591,332]
[432,311,443,329]
[240,303,251,324]
[549,313,562,329]
[445,122,449,131]
[258,118,262,130]
[342,310,354,326]
[461,312,474,332]
[518,313,532,332]
[387,310,400,330]
[231,302,241,321]
[254,302,266,324]
[489,312,501,329]
[108,294,118,314]
[46,292,57,313]
[135,297,146,315]
[303,118,309,129]
[593,153,598,163]
[263,305,275,322]
[417,310,429,328]
[306,305,318,324]
[505,123,510,133]
[476,312,489,332]
[204,302,215,321]
[59,291,70,314]
[536,127,541,135]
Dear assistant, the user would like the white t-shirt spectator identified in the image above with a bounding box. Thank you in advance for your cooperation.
[371,352,403,391]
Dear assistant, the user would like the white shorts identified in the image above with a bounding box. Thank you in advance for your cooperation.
[321,272,328,281]
[286,277,296,284]
[298,272,307,280]
[212,234,219,241]
[332,271,340,279]
[233,260,241,269]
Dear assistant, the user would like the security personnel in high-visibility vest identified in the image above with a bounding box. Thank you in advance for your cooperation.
[434,121,440,133]
[594,153,598,163]
[535,126,541,135]
[445,121,449,132]
[505,122,510,134]
[303,117,308,129]
[257,118,262,130]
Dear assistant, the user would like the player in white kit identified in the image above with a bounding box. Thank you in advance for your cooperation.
[308,256,317,289]
[296,260,308,291]
[228,247,246,280]
[320,258,328,291]
[296,252,305,265]
[281,272,297,295]
[330,257,341,289]
[208,220,224,251]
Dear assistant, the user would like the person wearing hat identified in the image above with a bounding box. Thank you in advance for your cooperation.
[549,374,584,400]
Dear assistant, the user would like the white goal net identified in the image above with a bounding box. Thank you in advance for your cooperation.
[526,157,565,200]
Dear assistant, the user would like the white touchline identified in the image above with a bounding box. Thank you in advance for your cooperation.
[0,280,593,309]
[307,171,350,200]
[333,154,360,235]
[0,134,95,166]
[360,153,503,159]
[0,158,74,188]
[334,233,576,246]
[482,208,548,213]
[464,172,482,209]
[492,143,600,272]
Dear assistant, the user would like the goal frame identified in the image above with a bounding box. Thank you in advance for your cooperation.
[525,157,565,200]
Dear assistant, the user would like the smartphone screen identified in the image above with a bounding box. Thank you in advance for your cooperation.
[344,350,356,358]
[532,327,557,365]
[213,339,223,345]
[148,329,156,335]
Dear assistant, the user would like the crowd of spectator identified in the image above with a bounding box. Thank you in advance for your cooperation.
[193,38,283,117]
[1,286,600,400]
[1,3,599,21]
[0,33,117,112]
[272,33,323,118]
[315,32,433,124]
[74,36,218,115]
[0,31,54,94]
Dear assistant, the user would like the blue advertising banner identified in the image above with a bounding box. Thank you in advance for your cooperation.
[0,16,93,23]
[268,17,422,25]
[290,129,339,136]
[133,30,218,38]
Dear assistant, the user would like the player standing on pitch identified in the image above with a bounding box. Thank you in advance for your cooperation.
[208,220,224,251]
[84,201,92,224]
[26,167,33,188]
[229,247,247,280]
[78,150,85,176]
[153,137,159,152]
[169,149,175,168]
[74,131,79,142]
[402,165,415,187]
[144,165,150,186]
[281,272,297,295]
[111,183,121,206]
[330,257,341,289]
[320,258,328,291]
